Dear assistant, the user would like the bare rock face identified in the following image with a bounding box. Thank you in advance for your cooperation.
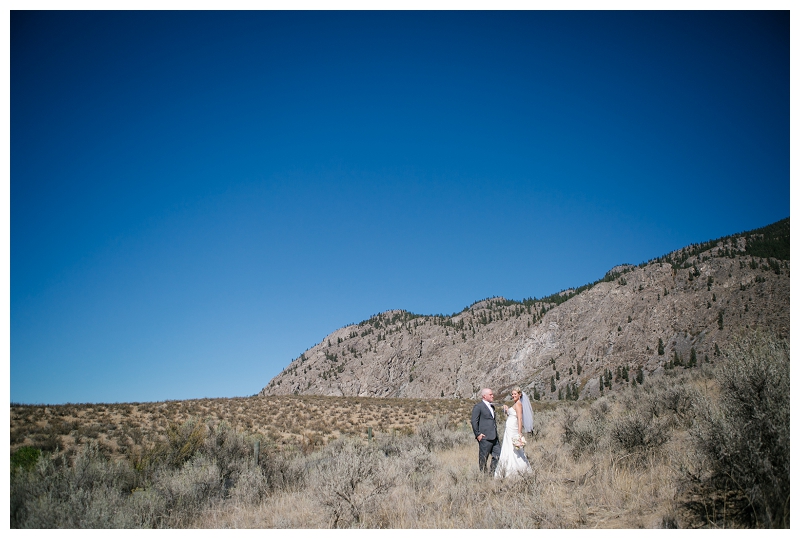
[260,220,789,400]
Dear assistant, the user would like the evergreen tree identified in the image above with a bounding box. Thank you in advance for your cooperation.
[550,376,556,393]
[658,338,665,355]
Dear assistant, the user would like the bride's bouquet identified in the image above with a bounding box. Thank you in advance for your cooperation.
[512,435,526,449]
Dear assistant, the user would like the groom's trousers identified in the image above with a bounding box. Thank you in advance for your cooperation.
[478,436,501,474]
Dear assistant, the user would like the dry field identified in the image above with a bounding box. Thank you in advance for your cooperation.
[10,394,481,459]
[10,331,789,529]
[192,405,691,529]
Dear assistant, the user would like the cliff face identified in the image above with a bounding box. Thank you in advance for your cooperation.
[260,220,789,400]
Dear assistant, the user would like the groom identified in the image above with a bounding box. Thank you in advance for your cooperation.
[471,387,501,474]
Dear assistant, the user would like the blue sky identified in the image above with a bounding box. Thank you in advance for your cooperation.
[10,10,789,404]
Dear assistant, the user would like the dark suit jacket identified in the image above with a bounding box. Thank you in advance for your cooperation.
[471,400,498,441]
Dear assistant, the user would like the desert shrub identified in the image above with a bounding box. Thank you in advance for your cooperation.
[610,412,669,456]
[514,465,544,497]
[633,373,700,429]
[559,404,607,459]
[30,431,63,453]
[202,421,248,460]
[11,418,304,528]
[53,419,78,435]
[525,409,545,441]
[376,431,423,457]
[229,466,269,505]
[396,445,436,491]
[415,414,472,452]
[202,421,254,491]
[569,417,606,459]
[442,464,492,516]
[10,427,27,445]
[652,383,698,427]
[691,330,789,528]
[559,407,580,445]
[259,446,307,493]
[119,487,167,528]
[138,417,207,473]
[70,442,137,493]
[371,414,472,460]
[155,419,303,499]
[10,442,151,528]
[590,397,611,420]
[162,418,207,467]
[310,437,393,528]
[130,418,224,500]
[11,446,41,472]
[152,454,223,525]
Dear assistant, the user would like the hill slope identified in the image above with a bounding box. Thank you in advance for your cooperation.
[260,219,789,400]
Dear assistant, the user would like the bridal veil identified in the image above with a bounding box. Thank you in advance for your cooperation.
[520,391,534,433]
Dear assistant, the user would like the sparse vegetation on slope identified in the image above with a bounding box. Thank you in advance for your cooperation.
[262,219,789,401]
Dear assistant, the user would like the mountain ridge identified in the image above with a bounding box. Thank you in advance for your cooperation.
[260,218,789,400]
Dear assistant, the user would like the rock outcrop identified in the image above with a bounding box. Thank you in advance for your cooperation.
[260,219,789,400]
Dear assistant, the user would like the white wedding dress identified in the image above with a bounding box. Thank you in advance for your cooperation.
[494,406,532,478]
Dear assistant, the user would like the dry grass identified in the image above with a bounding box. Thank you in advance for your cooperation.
[187,398,689,529]
[6,381,705,528]
[10,395,479,460]
[11,332,789,529]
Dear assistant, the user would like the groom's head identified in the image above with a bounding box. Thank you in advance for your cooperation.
[481,388,494,403]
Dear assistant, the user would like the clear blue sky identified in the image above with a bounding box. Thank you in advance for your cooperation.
[10,10,789,404]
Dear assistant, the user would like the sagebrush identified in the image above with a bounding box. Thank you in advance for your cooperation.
[10,331,789,528]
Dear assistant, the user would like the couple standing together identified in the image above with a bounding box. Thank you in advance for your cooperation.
[470,387,533,478]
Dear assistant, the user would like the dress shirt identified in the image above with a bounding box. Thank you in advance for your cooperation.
[482,399,494,418]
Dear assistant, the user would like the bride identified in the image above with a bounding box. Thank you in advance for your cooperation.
[494,386,533,478]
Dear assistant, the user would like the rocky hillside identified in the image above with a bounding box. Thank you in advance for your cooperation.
[261,219,789,401]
